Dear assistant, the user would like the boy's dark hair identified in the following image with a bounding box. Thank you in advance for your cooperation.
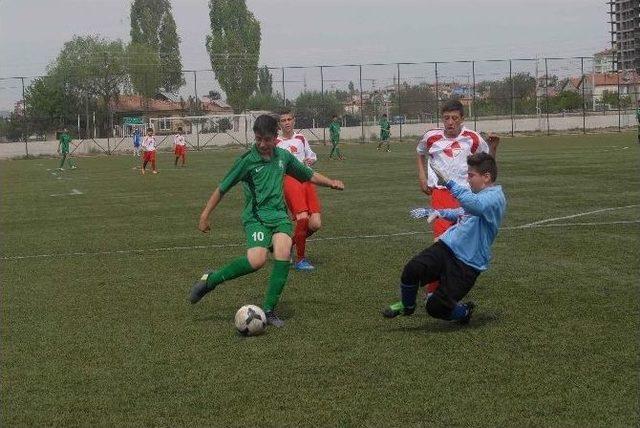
[467,152,497,182]
[147,127,153,133]
[441,99,465,116]
[177,126,183,132]
[332,114,338,118]
[382,113,387,117]
[253,114,279,137]
[278,107,294,117]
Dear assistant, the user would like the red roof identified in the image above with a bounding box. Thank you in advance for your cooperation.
[592,72,639,87]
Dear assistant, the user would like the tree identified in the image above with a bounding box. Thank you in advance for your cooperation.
[246,92,283,111]
[257,66,273,96]
[126,42,163,98]
[548,90,583,112]
[293,91,344,128]
[205,0,261,113]
[130,0,185,92]
[48,36,128,135]
[348,81,355,95]
[24,75,79,134]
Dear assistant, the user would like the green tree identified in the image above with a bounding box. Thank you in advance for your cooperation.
[294,91,343,128]
[246,93,283,111]
[24,75,79,134]
[601,90,632,109]
[257,66,273,96]
[548,90,583,112]
[48,35,128,135]
[126,42,163,98]
[205,0,261,113]
[130,0,185,92]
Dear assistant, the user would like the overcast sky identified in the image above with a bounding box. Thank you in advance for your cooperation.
[0,0,609,110]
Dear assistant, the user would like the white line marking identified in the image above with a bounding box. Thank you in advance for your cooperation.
[2,219,638,261]
[49,188,83,197]
[512,204,639,229]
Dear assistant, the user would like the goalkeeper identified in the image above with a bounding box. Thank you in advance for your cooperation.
[382,152,506,324]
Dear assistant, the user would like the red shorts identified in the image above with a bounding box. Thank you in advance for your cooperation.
[143,151,156,162]
[174,145,186,156]
[283,175,321,215]
[430,187,460,238]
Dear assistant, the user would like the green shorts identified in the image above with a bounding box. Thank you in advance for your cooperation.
[244,220,293,249]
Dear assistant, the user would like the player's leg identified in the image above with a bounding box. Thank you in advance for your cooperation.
[151,152,158,173]
[181,149,186,166]
[284,177,312,268]
[383,241,446,318]
[262,230,293,327]
[305,182,322,238]
[424,250,480,324]
[385,136,391,152]
[59,152,67,170]
[329,140,337,158]
[425,188,460,295]
[190,223,270,304]
[142,152,148,174]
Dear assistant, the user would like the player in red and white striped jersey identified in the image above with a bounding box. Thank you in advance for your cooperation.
[173,126,187,167]
[385,99,500,316]
[277,109,321,271]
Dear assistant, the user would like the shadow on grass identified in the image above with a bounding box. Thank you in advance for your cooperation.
[384,311,502,334]
[193,302,297,323]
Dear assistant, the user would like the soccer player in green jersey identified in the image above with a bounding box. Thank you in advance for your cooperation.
[57,128,77,170]
[377,113,391,152]
[189,114,345,327]
[328,115,344,160]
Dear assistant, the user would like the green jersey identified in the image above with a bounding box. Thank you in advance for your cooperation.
[329,121,341,141]
[379,117,391,139]
[219,146,314,226]
[59,132,72,153]
[636,108,640,123]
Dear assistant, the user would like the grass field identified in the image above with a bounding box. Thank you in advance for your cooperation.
[2,132,639,426]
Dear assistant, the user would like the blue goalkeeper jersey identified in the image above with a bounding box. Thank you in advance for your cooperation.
[439,181,506,271]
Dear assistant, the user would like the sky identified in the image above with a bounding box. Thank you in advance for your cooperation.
[0,0,610,110]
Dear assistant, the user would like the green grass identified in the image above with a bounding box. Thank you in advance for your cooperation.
[2,133,639,427]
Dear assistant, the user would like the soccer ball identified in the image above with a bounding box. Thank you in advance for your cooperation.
[234,305,267,336]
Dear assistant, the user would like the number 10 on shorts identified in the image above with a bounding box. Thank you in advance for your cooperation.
[252,231,265,242]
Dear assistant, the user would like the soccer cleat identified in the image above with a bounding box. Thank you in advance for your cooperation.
[294,258,315,271]
[70,165,77,169]
[189,270,215,304]
[265,310,284,327]
[382,301,415,318]
[458,301,476,325]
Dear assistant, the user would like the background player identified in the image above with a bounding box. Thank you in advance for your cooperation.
[141,127,158,175]
[277,109,321,271]
[173,126,187,167]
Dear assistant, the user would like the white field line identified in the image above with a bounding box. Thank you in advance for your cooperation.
[2,219,638,261]
[49,188,83,197]
[511,204,639,229]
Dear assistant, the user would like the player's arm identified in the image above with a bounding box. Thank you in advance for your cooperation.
[416,153,430,195]
[480,132,500,159]
[199,158,246,232]
[410,207,464,222]
[303,139,318,166]
[198,188,223,233]
[310,172,344,190]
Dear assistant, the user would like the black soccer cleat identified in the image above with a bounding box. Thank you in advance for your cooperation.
[458,301,476,325]
[189,270,215,304]
[265,310,285,327]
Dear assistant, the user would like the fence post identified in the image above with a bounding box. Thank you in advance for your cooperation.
[472,61,477,131]
[509,60,515,137]
[581,57,586,134]
[281,67,286,106]
[20,77,29,158]
[359,64,365,142]
[396,63,402,139]
[617,70,622,132]
[320,65,326,142]
[193,70,200,150]
[434,62,440,126]
[544,58,550,135]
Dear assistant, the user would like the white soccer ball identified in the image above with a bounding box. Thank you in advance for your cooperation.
[234,305,267,336]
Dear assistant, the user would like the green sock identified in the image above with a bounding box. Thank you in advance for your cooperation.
[262,260,291,312]
[206,256,255,288]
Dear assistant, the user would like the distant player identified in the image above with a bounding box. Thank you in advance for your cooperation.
[173,126,187,167]
[57,128,77,170]
[189,114,345,327]
[133,128,141,157]
[328,115,344,160]
[277,108,321,271]
[377,113,391,152]
[386,99,499,315]
[141,128,158,175]
[383,153,506,323]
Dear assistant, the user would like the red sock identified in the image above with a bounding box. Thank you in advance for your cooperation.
[294,217,309,261]
[426,281,440,295]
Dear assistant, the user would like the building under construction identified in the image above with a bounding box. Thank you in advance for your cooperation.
[608,0,640,71]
